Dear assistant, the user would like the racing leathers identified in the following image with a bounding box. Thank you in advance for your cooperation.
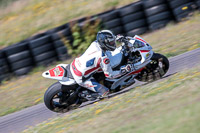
[70,41,123,97]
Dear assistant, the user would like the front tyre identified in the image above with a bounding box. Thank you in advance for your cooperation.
[135,53,169,82]
[44,82,82,113]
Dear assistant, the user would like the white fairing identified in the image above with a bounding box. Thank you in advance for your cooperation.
[105,35,154,90]
[42,64,76,85]
[131,35,153,69]
[106,47,123,68]
[59,79,76,85]
[43,35,155,91]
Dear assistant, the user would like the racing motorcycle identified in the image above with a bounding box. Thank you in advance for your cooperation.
[42,35,169,113]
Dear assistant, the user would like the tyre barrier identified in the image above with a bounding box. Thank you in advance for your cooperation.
[0,0,199,82]
[143,0,173,31]
[168,0,197,21]
[0,50,10,82]
[29,34,57,66]
[196,0,200,9]
[54,40,69,61]
[120,1,148,36]
[47,23,71,61]
[3,41,33,76]
[99,10,124,35]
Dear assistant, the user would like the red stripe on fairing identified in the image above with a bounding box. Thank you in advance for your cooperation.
[128,68,144,76]
[104,74,109,77]
[72,60,82,76]
[135,37,147,44]
[140,50,150,53]
[97,69,103,72]
[84,58,101,75]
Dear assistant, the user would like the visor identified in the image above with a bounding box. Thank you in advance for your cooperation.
[109,40,116,46]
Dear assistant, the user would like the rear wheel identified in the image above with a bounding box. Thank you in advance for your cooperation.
[44,82,82,113]
[135,53,169,82]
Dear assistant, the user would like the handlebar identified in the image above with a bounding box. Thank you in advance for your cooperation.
[116,35,130,45]
[116,35,135,63]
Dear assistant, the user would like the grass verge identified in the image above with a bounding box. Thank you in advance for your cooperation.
[22,65,200,133]
[0,0,138,48]
[142,12,200,57]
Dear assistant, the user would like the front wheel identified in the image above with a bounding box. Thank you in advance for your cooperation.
[44,82,82,113]
[135,53,169,82]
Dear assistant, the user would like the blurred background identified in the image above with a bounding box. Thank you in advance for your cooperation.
[0,0,200,132]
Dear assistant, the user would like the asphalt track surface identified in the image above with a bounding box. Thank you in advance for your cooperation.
[0,48,200,133]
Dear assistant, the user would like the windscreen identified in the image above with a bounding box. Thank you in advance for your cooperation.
[133,40,145,48]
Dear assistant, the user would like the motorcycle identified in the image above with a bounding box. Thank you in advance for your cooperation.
[42,35,169,113]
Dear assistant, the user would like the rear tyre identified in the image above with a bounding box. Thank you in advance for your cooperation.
[135,53,169,82]
[44,82,82,113]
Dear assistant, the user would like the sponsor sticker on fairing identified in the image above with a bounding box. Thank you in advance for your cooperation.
[103,58,110,64]
[49,66,64,77]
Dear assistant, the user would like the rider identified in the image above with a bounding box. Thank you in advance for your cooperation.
[70,30,132,98]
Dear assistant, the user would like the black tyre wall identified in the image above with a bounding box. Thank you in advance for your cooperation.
[99,10,119,22]
[29,32,59,66]
[31,43,54,56]
[54,40,65,48]
[120,1,148,36]
[4,42,29,56]
[126,27,148,37]
[196,0,200,9]
[10,58,33,71]
[147,11,172,24]
[0,55,10,81]
[27,32,47,41]
[29,35,51,49]
[121,11,145,25]
[48,22,72,61]
[51,28,72,41]
[13,66,33,76]
[149,19,171,30]
[104,18,121,29]
[98,9,125,34]
[123,19,147,32]
[167,0,196,22]
[36,57,57,66]
[142,0,167,8]
[34,51,56,64]
[7,51,31,63]
[53,40,69,61]
[144,4,169,17]
[56,46,69,61]
[119,1,143,16]
[143,0,173,31]
[168,0,192,9]
[3,41,33,76]
[109,26,124,35]
[173,2,196,21]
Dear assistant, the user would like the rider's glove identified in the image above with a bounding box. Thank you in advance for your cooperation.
[116,35,124,42]
[121,64,132,74]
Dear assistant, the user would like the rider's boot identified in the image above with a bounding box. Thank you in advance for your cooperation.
[98,90,109,100]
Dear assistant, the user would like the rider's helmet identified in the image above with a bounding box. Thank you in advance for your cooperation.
[96,30,116,51]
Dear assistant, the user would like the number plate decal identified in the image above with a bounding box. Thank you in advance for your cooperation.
[49,66,64,77]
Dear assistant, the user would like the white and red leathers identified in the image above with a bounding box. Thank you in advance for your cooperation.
[70,41,122,96]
